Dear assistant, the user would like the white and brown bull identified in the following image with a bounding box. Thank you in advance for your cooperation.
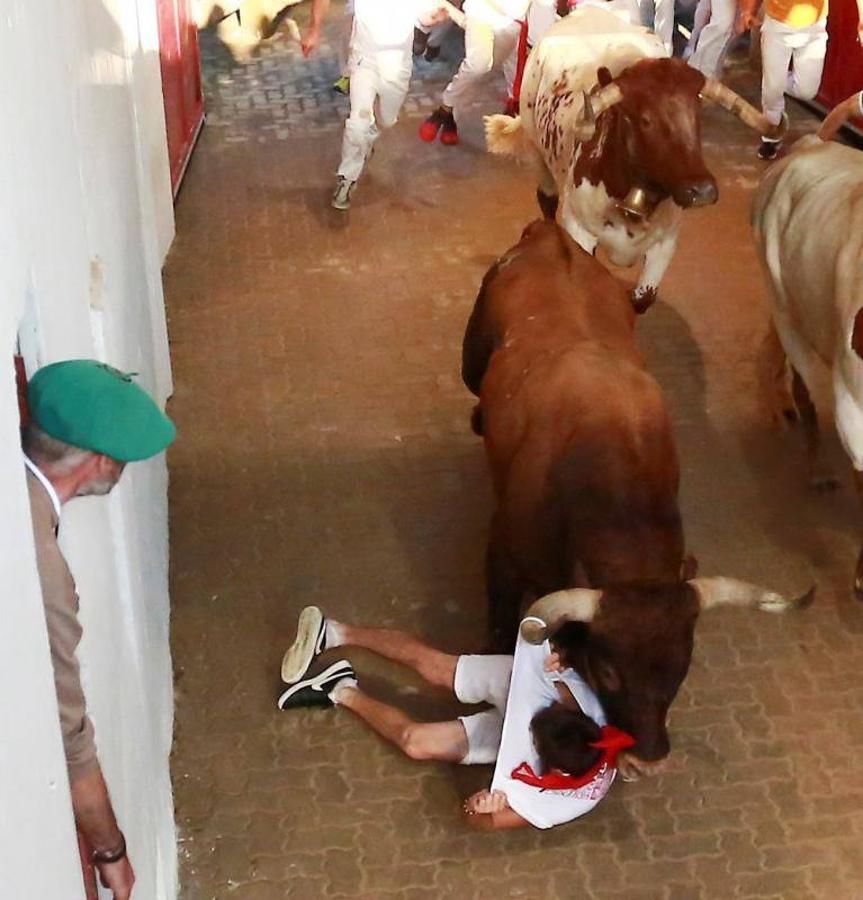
[463,219,811,774]
[485,7,781,312]
[753,91,863,598]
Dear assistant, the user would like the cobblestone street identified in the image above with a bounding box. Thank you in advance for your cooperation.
[164,7,863,898]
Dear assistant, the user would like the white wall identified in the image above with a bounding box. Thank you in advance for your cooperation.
[0,1,177,898]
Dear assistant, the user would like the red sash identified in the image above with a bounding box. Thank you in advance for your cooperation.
[511,725,636,791]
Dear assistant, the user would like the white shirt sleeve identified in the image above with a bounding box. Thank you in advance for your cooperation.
[489,634,614,829]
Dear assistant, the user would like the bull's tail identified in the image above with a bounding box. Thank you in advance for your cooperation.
[817,90,863,142]
[484,114,531,159]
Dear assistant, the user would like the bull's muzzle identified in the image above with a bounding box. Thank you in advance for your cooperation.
[674,179,718,209]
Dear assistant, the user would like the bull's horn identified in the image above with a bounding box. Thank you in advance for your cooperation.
[699,80,787,140]
[817,90,863,142]
[520,588,603,644]
[574,83,623,140]
[691,577,814,613]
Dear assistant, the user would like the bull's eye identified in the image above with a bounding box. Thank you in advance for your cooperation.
[640,115,652,129]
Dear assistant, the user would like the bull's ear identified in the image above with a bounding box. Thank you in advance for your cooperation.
[851,308,863,361]
[596,66,614,87]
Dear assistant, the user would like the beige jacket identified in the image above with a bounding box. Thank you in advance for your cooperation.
[26,468,98,781]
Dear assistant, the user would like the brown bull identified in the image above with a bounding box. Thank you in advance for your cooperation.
[462,219,810,772]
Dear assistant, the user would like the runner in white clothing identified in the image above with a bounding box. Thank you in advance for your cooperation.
[331,0,451,209]
[278,607,633,830]
[420,0,531,145]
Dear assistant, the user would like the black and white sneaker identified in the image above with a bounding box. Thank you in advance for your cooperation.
[277,660,355,710]
[757,138,782,161]
[281,605,328,683]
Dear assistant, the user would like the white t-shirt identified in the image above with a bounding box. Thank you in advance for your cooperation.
[353,0,440,51]
[490,635,614,829]
[464,0,531,30]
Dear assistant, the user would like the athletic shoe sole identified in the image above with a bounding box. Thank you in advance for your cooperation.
[281,605,327,683]
[277,659,354,710]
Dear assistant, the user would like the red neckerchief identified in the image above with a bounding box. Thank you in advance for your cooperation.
[510,725,636,791]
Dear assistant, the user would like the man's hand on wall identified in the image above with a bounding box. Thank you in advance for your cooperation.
[97,856,136,900]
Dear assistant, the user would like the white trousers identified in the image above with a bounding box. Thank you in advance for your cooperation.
[442,16,521,112]
[687,0,735,77]
[337,1,355,78]
[683,0,712,60]
[760,15,828,127]
[639,0,675,54]
[337,51,411,181]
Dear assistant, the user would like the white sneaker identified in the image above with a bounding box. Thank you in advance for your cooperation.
[280,605,327,683]
[331,177,355,210]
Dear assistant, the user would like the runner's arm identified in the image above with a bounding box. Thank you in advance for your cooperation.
[463,807,531,830]
[734,0,760,34]
[301,0,331,56]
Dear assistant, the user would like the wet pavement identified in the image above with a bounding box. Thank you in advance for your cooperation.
[164,7,863,898]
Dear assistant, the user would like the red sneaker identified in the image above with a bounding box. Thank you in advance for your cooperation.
[420,107,458,144]
[419,107,447,142]
[439,114,459,146]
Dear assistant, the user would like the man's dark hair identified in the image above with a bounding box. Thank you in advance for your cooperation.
[531,703,603,777]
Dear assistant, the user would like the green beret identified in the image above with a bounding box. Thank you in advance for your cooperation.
[28,359,176,462]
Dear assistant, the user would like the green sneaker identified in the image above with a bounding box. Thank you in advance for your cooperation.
[332,75,350,95]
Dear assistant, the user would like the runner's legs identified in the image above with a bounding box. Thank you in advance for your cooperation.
[334,684,469,761]
[333,622,459,689]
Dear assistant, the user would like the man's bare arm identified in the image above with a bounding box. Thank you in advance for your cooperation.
[464,807,531,830]
[734,0,760,34]
[71,768,135,899]
[301,0,331,56]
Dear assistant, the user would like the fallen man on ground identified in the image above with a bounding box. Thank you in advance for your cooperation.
[278,606,634,829]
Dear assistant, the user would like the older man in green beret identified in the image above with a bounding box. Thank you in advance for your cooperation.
[22,359,175,900]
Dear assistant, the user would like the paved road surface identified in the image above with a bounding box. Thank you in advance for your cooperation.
[164,9,863,898]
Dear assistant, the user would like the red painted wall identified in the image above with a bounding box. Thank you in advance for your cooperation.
[818,0,863,127]
[157,0,204,195]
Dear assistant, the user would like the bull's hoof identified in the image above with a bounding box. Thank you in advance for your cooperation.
[631,286,657,314]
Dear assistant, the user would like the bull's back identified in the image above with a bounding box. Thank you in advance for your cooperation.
[521,8,665,184]
[484,222,636,338]
[753,139,863,365]
[482,345,679,583]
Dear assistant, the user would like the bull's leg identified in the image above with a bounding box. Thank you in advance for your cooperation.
[633,224,679,313]
[760,321,797,427]
[791,368,837,491]
[853,471,863,601]
[832,373,863,599]
[536,165,559,221]
[486,531,529,652]
[470,403,484,436]
[771,312,835,488]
